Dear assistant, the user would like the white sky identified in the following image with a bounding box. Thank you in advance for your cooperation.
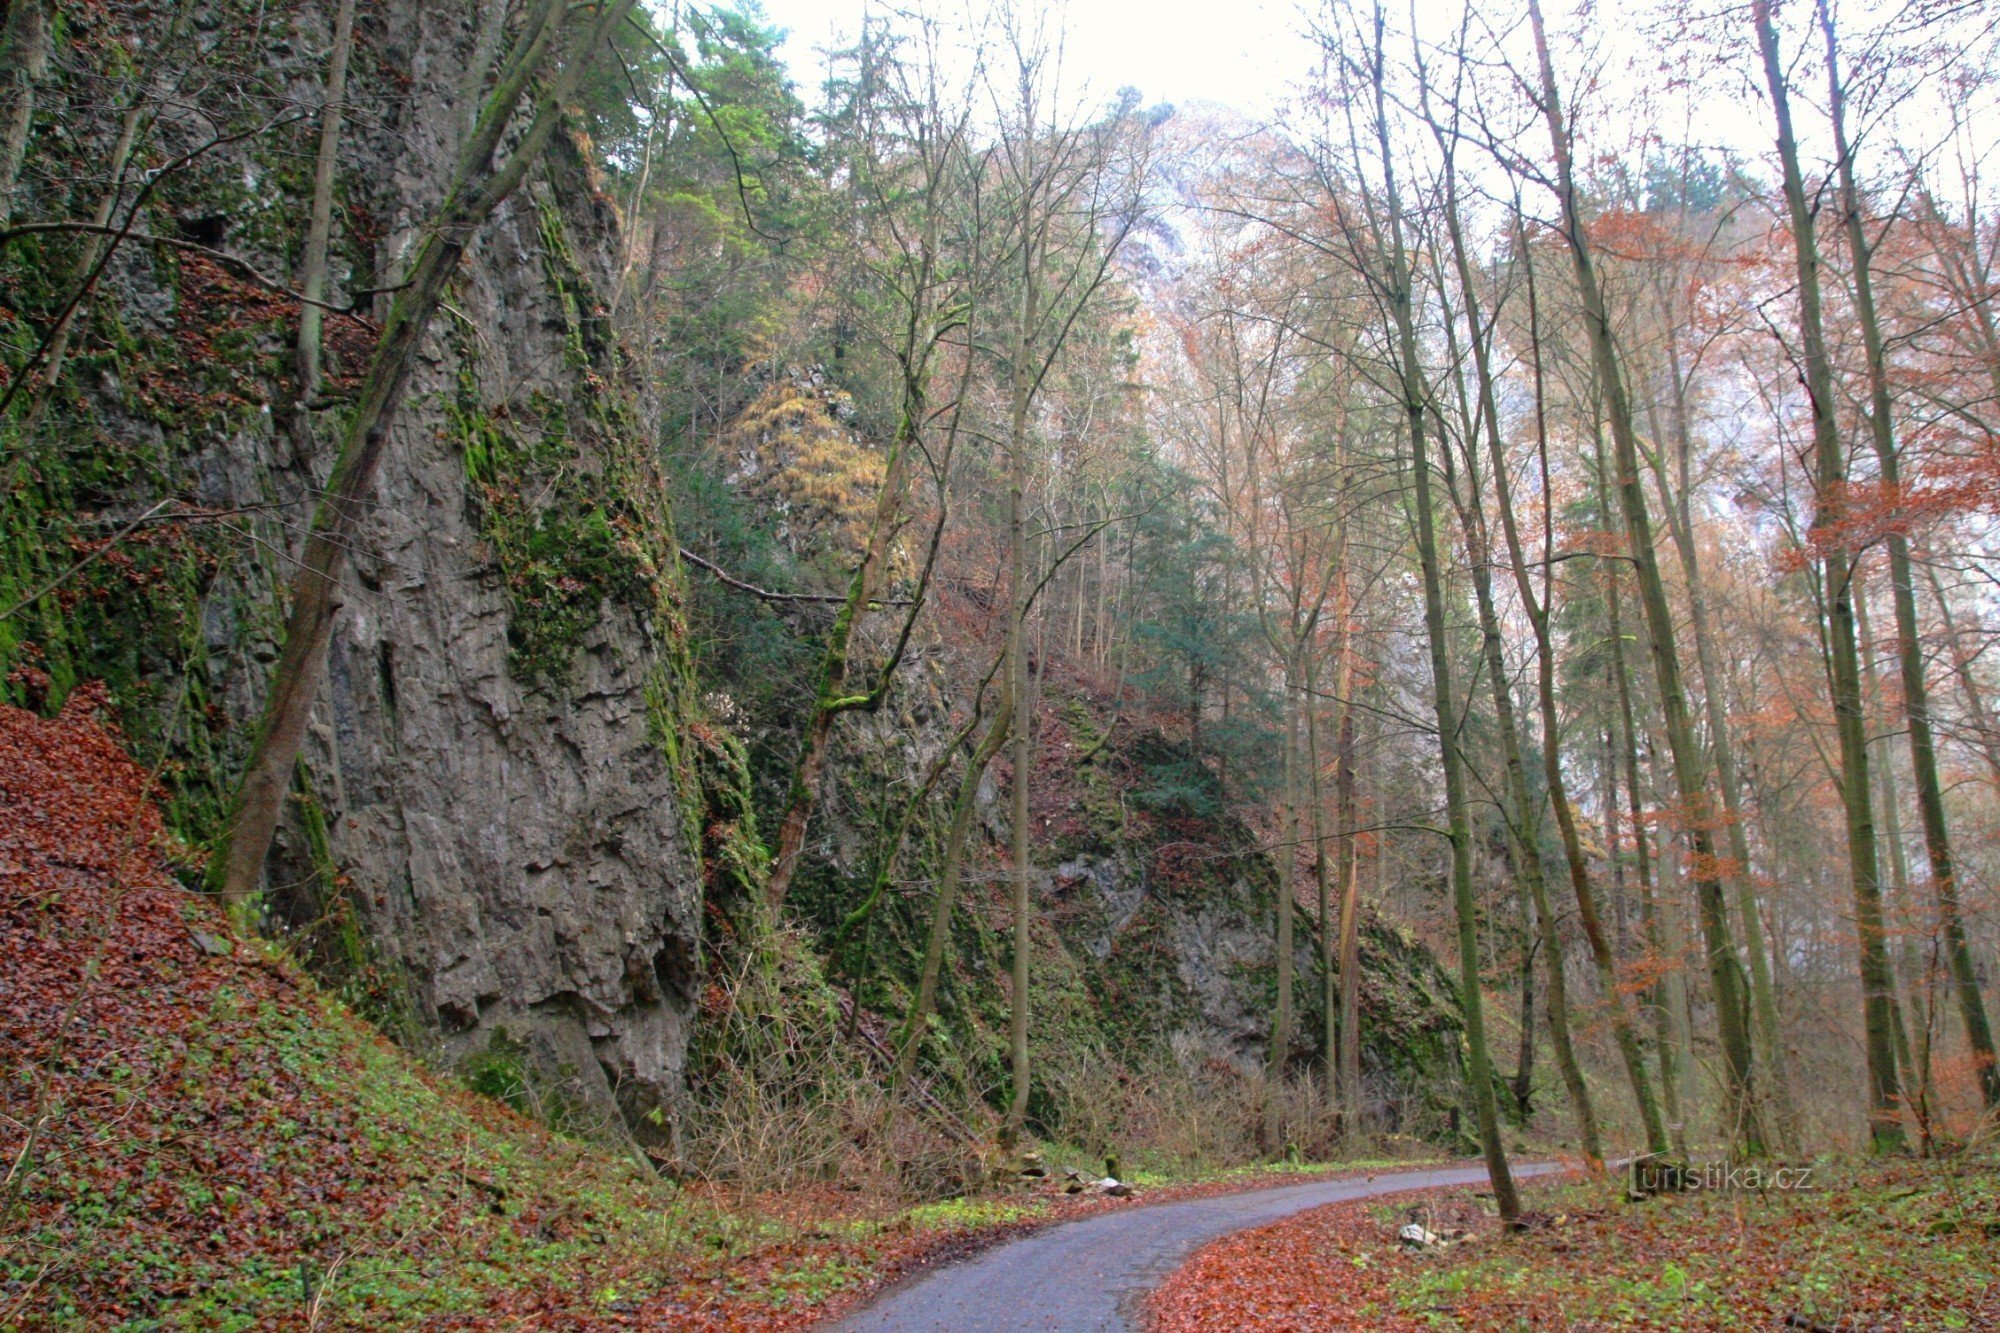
[746,0,1996,201]
[755,0,1318,118]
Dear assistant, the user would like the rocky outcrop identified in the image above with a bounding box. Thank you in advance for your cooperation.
[801,684,1466,1138]
[265,10,701,1142]
[1039,789,1466,1135]
[11,5,705,1142]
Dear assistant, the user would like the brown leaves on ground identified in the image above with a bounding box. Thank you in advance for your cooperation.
[0,689,611,1325]
[1148,1182,1455,1331]
[1151,1157,2000,1330]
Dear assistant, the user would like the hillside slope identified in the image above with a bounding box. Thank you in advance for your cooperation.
[0,691,688,1324]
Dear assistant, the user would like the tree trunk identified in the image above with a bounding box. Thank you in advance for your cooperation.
[1820,0,1999,1111]
[1424,235,1605,1162]
[1364,2,1518,1219]
[1449,184,1663,1157]
[1855,571,1930,1136]
[1752,0,1903,1150]
[763,421,913,911]
[1602,728,1628,956]
[1644,358,1796,1148]
[36,74,156,398]
[1596,437,1689,1157]
[0,0,48,227]
[1457,461,1602,1165]
[1001,211,1039,1150]
[1308,646,1334,1110]
[890,687,1013,1098]
[1925,567,2000,795]
[1511,887,1538,1125]
[209,0,635,910]
[1266,668,1299,1151]
[1333,644,1363,1136]
[1526,0,1763,1155]
[293,0,359,445]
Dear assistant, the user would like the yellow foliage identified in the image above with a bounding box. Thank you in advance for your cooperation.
[723,374,886,572]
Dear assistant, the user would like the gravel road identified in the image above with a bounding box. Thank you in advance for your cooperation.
[835,1160,1566,1331]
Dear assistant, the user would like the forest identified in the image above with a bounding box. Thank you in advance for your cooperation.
[1,0,1997,1325]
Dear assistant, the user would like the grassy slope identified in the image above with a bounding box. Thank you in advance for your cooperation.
[1,689,721,1327]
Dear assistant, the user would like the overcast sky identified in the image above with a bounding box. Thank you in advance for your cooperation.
[743,0,1996,193]
[754,0,1319,118]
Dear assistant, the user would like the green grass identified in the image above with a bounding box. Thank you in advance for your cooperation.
[1384,1154,2000,1328]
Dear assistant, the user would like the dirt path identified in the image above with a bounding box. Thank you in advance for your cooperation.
[834,1160,1565,1331]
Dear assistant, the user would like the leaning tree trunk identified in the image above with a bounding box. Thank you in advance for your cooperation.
[210,0,636,910]
[36,73,155,399]
[890,685,1013,1099]
[31,6,200,401]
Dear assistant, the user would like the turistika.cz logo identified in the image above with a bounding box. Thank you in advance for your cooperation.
[1628,1159,1817,1195]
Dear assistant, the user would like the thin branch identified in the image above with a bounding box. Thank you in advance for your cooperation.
[678,546,913,607]
[0,499,173,622]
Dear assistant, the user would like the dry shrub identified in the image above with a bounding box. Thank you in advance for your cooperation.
[678,927,975,1198]
[679,928,871,1190]
[1033,1043,1351,1175]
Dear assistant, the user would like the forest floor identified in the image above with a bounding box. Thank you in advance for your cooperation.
[0,692,1436,1329]
[27,690,1981,1331]
[1149,1146,2000,1329]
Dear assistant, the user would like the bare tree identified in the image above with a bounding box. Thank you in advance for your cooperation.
[1522,0,1765,1154]
[986,23,1143,1147]
[1751,0,1903,1150]
[209,0,640,910]
[1818,0,1998,1111]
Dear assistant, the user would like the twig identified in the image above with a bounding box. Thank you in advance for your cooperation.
[0,222,399,316]
[678,546,913,607]
[0,498,172,622]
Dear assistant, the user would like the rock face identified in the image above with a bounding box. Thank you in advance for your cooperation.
[290,575,697,1140]
[264,9,699,1140]
[46,6,706,1140]
[803,690,1466,1138]
[1041,816,1465,1134]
